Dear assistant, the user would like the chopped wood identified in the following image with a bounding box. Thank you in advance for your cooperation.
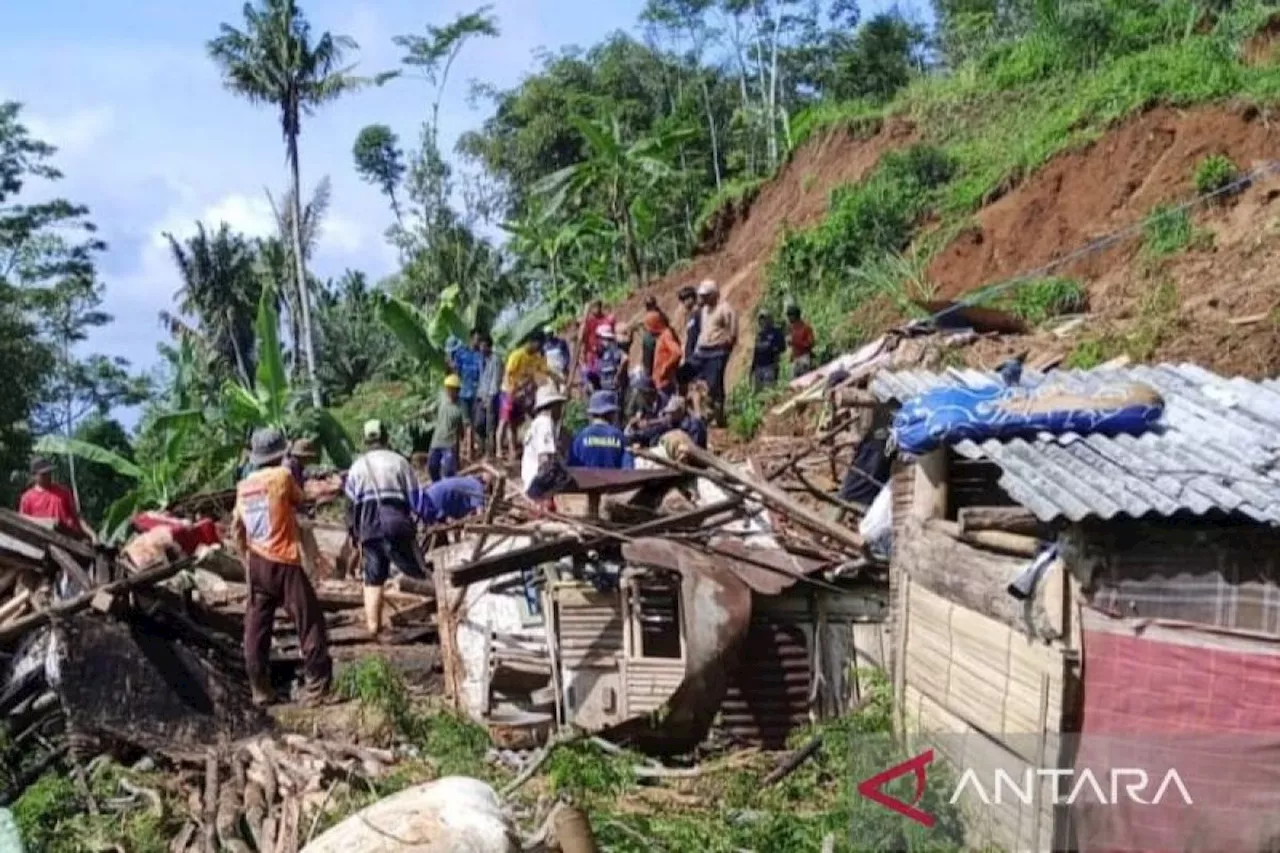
[958,506,1042,537]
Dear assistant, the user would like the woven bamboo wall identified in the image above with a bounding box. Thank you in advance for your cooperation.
[897,579,1069,851]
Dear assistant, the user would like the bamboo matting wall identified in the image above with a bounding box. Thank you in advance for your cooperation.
[897,579,1068,851]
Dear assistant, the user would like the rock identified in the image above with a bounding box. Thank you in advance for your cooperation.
[301,776,519,853]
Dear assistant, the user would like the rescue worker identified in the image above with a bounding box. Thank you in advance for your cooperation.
[751,310,786,388]
[676,285,701,390]
[344,420,428,639]
[413,475,487,525]
[285,438,319,488]
[627,394,708,450]
[449,328,484,457]
[18,457,96,541]
[786,304,816,378]
[523,385,569,499]
[570,391,631,469]
[428,375,465,481]
[693,280,737,425]
[474,332,501,458]
[593,325,624,393]
[577,299,613,376]
[232,428,332,707]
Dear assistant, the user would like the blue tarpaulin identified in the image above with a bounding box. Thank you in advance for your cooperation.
[891,378,1165,456]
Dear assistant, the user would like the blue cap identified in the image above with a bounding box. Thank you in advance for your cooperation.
[587,390,619,417]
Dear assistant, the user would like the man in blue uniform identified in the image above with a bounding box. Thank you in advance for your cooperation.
[569,391,631,469]
[413,475,487,525]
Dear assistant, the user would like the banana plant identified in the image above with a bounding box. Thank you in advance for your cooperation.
[220,291,355,468]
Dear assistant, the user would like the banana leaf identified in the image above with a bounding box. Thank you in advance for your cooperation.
[375,293,448,372]
[35,436,145,481]
[254,291,287,424]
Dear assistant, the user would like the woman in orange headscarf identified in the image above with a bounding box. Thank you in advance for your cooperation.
[646,310,683,397]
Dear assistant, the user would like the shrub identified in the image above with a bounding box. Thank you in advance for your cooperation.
[1142,204,1194,255]
[1193,153,1240,195]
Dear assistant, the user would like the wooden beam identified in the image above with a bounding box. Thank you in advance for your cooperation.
[450,498,743,587]
[680,446,863,553]
[929,519,1041,558]
[910,449,948,522]
[47,545,94,594]
[896,519,1058,641]
[958,506,1041,537]
[0,508,94,561]
[0,557,190,646]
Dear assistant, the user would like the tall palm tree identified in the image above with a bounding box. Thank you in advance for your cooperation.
[164,222,261,388]
[208,0,375,407]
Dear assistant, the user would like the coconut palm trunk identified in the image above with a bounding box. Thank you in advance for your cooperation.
[288,131,322,407]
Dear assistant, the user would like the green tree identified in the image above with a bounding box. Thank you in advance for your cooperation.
[313,270,398,399]
[353,125,407,225]
[208,0,378,407]
[534,113,694,283]
[164,222,262,388]
[52,416,135,526]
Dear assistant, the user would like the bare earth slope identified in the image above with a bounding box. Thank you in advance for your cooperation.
[615,119,916,383]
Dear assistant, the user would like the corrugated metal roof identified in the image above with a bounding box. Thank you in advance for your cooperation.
[869,363,1280,524]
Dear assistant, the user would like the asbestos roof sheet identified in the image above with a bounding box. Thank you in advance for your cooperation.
[869,363,1280,524]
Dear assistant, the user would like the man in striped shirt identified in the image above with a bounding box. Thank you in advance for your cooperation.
[344,420,428,638]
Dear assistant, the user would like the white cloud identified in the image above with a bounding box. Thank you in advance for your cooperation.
[24,106,116,157]
[320,213,367,254]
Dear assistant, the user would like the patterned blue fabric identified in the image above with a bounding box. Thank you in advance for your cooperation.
[892,380,1164,456]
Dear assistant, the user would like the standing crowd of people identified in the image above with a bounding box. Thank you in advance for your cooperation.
[11,282,819,709]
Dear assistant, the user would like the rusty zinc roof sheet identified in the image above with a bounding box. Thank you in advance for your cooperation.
[869,363,1280,524]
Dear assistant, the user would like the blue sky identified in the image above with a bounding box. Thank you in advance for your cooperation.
[0,0,650,396]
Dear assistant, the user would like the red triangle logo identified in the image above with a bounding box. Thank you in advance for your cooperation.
[857,749,936,828]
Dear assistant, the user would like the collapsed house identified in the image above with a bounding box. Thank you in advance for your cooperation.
[869,362,1280,852]
[432,462,889,753]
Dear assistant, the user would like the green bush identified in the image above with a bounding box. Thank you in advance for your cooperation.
[726,381,779,442]
[1193,153,1240,195]
[766,145,953,351]
[1142,204,1194,255]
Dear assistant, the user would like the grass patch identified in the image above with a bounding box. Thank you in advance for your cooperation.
[13,763,185,853]
[1193,153,1241,195]
[693,176,766,239]
[1142,204,1196,256]
[726,381,784,441]
[765,144,954,351]
[1066,278,1181,367]
[337,657,490,779]
[994,276,1087,325]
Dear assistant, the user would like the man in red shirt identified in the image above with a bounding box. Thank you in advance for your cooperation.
[18,457,95,541]
[786,304,816,379]
[577,299,614,378]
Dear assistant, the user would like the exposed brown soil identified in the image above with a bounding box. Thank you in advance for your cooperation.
[927,104,1280,299]
[614,118,917,385]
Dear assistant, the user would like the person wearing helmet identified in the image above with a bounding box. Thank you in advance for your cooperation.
[693,279,737,425]
[429,375,465,482]
[233,427,332,706]
[786,304,815,378]
[522,385,569,496]
[345,420,428,639]
[570,391,631,469]
[593,324,624,394]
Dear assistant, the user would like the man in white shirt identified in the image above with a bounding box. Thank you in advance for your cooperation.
[522,385,567,496]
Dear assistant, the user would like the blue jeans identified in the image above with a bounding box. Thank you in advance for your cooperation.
[427,447,457,482]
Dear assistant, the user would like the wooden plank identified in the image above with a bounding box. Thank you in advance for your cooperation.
[911,449,948,521]
[896,518,1059,641]
[0,508,93,560]
[958,506,1041,536]
[928,519,1041,557]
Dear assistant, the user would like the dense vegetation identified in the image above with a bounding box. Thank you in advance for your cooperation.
[3,0,1279,530]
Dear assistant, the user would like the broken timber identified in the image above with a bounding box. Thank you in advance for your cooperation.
[449,499,743,587]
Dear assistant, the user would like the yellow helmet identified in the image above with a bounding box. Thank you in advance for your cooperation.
[444,374,463,390]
